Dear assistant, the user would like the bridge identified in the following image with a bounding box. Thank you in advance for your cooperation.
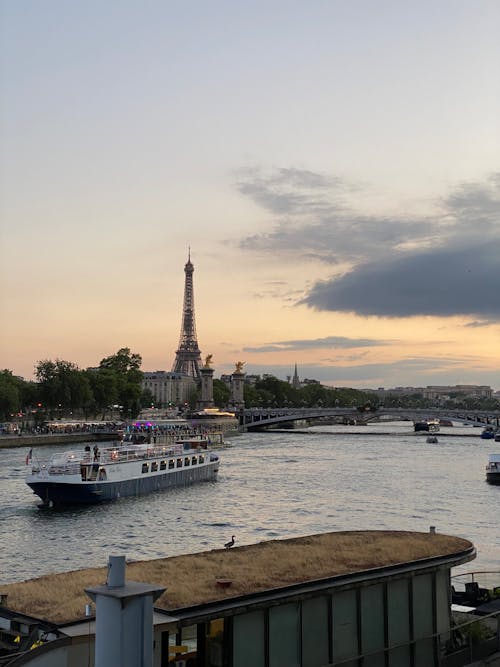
[238,407,500,431]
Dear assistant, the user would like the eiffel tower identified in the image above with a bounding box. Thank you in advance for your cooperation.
[172,250,202,380]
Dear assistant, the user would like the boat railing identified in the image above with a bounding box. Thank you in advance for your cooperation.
[452,571,500,596]
[330,605,500,666]
[33,438,215,474]
[48,464,81,475]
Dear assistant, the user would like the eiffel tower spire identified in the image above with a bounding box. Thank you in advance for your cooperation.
[172,251,202,379]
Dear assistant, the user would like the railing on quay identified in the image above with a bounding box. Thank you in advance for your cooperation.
[329,607,500,666]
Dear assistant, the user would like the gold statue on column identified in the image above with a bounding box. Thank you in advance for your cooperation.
[204,354,213,368]
[234,361,245,373]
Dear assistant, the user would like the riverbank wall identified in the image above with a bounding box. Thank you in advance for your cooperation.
[0,432,121,449]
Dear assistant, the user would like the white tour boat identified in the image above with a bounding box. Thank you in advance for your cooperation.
[25,433,221,507]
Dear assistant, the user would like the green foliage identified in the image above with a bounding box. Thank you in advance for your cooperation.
[85,368,119,418]
[243,383,261,407]
[244,375,378,410]
[98,348,144,419]
[140,388,155,409]
[0,370,20,420]
[35,359,93,415]
[213,379,230,408]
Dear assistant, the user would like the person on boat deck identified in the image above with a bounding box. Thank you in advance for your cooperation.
[93,445,100,461]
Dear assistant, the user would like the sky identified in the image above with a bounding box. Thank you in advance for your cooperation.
[1,0,499,389]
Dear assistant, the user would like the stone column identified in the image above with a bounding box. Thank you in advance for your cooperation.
[198,365,215,409]
[231,367,245,408]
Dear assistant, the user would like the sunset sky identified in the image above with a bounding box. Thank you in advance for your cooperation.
[1,1,499,389]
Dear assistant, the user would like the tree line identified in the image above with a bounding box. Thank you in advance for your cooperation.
[0,348,147,422]
[2,348,499,423]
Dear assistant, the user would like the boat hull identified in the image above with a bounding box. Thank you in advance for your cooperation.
[27,461,219,506]
[486,472,500,485]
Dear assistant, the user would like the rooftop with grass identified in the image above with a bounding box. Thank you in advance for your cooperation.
[0,530,474,624]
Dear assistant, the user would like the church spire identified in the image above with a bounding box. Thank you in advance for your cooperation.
[292,363,300,389]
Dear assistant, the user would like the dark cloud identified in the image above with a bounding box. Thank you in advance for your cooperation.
[463,320,494,328]
[243,336,391,353]
[236,167,342,217]
[303,242,500,318]
[236,167,500,320]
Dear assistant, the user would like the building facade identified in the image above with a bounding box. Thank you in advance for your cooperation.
[142,371,196,408]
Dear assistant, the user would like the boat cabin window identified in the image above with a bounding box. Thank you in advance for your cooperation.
[176,458,182,468]
[142,463,149,474]
[184,457,190,466]
[191,456,197,465]
[160,461,166,471]
[151,462,158,472]
[168,459,175,469]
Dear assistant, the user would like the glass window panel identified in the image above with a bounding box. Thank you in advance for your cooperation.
[435,569,450,635]
[206,618,224,667]
[301,596,329,667]
[361,584,385,667]
[332,590,359,664]
[233,611,265,667]
[412,574,433,639]
[269,603,300,667]
[387,579,410,646]
[414,638,434,667]
[388,645,411,667]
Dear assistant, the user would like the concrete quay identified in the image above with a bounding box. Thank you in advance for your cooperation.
[0,431,121,449]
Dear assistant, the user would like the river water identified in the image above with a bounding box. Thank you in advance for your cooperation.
[0,422,498,585]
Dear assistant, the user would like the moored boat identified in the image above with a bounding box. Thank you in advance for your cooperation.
[452,571,500,613]
[414,419,440,433]
[25,435,221,507]
[480,426,496,439]
[485,454,500,485]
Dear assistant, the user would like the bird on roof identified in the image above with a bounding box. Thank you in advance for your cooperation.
[224,535,235,549]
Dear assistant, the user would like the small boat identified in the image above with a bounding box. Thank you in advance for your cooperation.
[452,571,500,613]
[486,454,500,485]
[480,427,496,439]
[414,420,440,433]
[426,435,439,444]
[25,433,221,507]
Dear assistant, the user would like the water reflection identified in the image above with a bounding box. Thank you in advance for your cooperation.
[0,422,498,583]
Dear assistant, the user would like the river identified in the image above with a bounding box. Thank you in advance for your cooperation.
[0,422,498,585]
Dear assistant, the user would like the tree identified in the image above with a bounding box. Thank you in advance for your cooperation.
[98,348,144,419]
[140,388,155,409]
[35,359,93,416]
[243,383,261,407]
[213,379,230,408]
[85,368,119,418]
[0,370,20,420]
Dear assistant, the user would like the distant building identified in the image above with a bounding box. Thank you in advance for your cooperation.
[291,363,301,389]
[244,374,260,386]
[142,371,196,408]
[423,385,493,400]
[365,387,425,398]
